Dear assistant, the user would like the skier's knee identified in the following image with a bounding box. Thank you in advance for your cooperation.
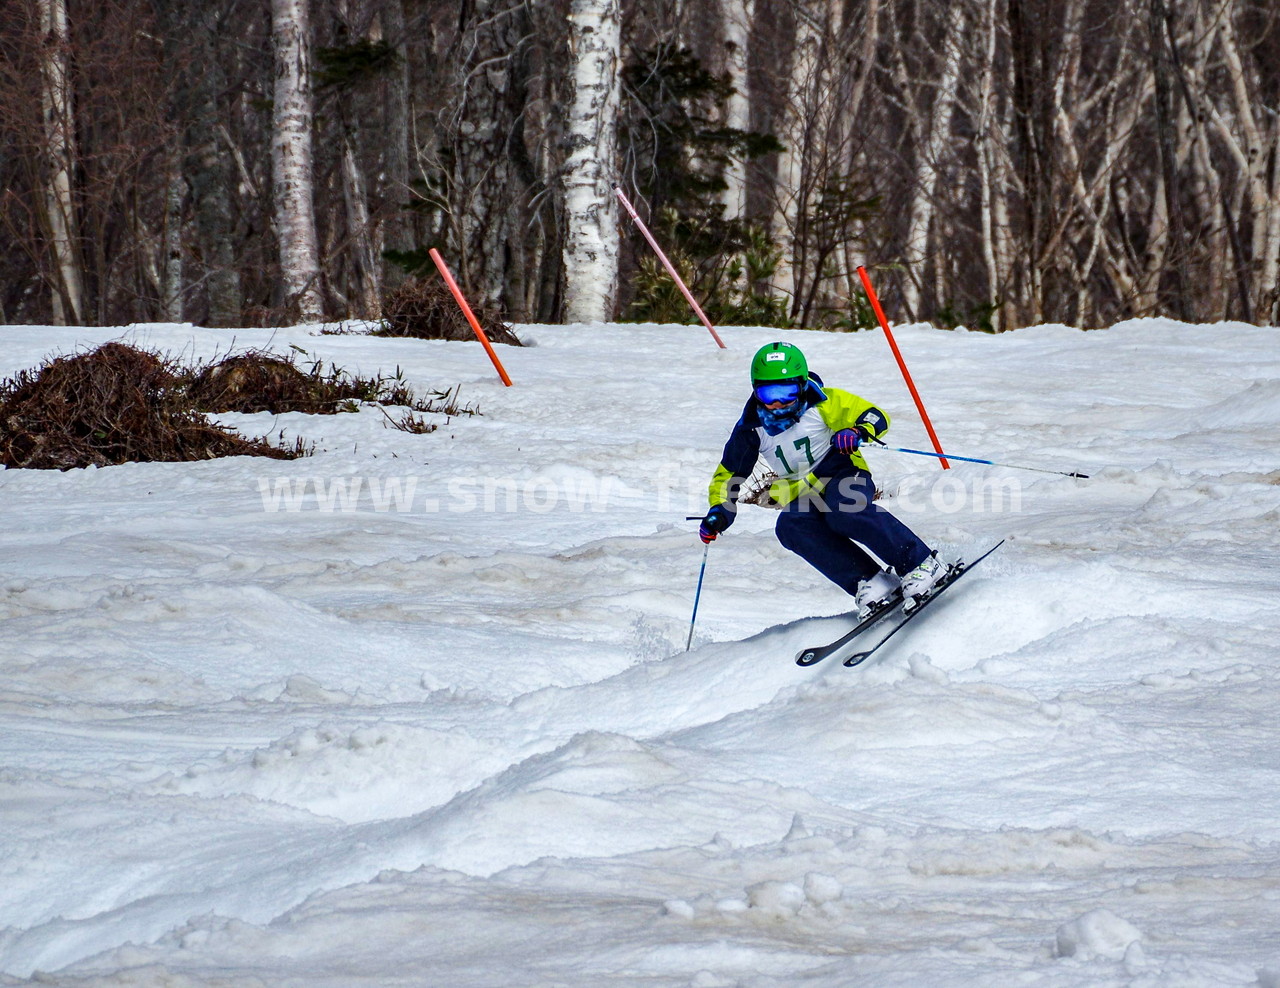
[776,513,817,553]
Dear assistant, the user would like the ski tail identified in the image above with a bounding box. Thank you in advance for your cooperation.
[794,592,902,667]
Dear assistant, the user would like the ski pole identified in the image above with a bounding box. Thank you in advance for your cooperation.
[686,541,711,651]
[869,439,1089,478]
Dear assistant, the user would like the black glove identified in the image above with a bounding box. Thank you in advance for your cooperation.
[699,504,735,544]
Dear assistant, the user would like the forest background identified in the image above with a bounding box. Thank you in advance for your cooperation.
[3,0,1279,334]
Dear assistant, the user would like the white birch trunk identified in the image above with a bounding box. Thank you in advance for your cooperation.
[901,3,966,320]
[1216,8,1280,321]
[271,0,324,322]
[846,0,878,129]
[1176,4,1225,317]
[770,3,823,300]
[975,0,1002,328]
[37,0,84,325]
[840,0,882,307]
[989,138,1014,326]
[341,136,381,319]
[718,0,752,219]
[162,152,185,322]
[562,0,621,324]
[1138,170,1170,315]
[1059,67,1149,317]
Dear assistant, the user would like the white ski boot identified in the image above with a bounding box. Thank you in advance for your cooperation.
[901,552,946,606]
[855,569,901,619]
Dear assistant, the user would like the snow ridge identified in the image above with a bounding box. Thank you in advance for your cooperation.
[2,318,1279,985]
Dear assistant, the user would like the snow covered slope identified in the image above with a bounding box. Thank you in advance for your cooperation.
[1,318,1279,986]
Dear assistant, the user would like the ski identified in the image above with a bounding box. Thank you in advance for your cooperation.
[841,540,1006,668]
[794,591,903,667]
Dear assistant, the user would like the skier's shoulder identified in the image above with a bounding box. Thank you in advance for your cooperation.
[720,398,762,465]
[734,395,761,431]
[813,384,888,431]
[815,383,873,409]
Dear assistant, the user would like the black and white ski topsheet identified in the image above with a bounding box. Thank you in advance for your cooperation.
[794,592,902,667]
[794,540,1005,668]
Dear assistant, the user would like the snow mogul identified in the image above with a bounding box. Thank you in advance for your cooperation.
[698,341,943,616]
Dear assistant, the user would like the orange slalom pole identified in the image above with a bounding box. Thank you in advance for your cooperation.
[857,265,948,469]
[429,248,513,387]
[614,187,727,349]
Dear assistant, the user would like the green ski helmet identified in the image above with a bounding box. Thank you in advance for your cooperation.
[750,341,808,384]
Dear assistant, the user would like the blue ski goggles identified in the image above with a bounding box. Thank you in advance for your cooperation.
[754,381,802,406]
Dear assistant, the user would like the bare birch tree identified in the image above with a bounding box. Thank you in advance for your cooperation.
[900,1,967,321]
[271,0,325,321]
[563,0,622,323]
[718,0,752,219]
[35,0,83,324]
[974,0,1012,330]
[762,0,878,325]
[3,0,1280,329]
[1215,5,1280,321]
[161,152,184,323]
[768,0,818,301]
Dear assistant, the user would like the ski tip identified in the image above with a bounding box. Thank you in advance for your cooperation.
[795,650,820,666]
[952,539,1006,570]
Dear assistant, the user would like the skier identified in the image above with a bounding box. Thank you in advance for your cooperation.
[698,341,944,615]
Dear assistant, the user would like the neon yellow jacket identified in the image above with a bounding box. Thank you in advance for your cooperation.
[708,380,890,508]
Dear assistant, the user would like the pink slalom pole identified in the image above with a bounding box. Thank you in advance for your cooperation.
[614,187,726,348]
[857,265,949,469]
[429,248,513,387]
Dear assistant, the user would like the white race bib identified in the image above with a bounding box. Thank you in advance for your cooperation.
[757,406,832,479]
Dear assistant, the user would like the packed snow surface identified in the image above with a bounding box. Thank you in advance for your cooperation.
[2,318,1279,986]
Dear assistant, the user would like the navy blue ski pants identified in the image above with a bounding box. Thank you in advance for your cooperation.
[775,468,931,596]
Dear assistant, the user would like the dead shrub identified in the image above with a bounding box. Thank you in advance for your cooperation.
[377,278,522,346]
[407,383,480,417]
[379,383,480,433]
[379,407,437,434]
[187,350,379,414]
[740,470,781,508]
[0,343,303,470]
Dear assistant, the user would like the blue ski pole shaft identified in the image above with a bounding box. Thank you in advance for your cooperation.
[872,440,1089,479]
[686,542,710,652]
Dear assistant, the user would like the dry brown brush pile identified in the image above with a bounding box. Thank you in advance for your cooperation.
[0,343,305,470]
[186,350,382,414]
[377,278,522,346]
